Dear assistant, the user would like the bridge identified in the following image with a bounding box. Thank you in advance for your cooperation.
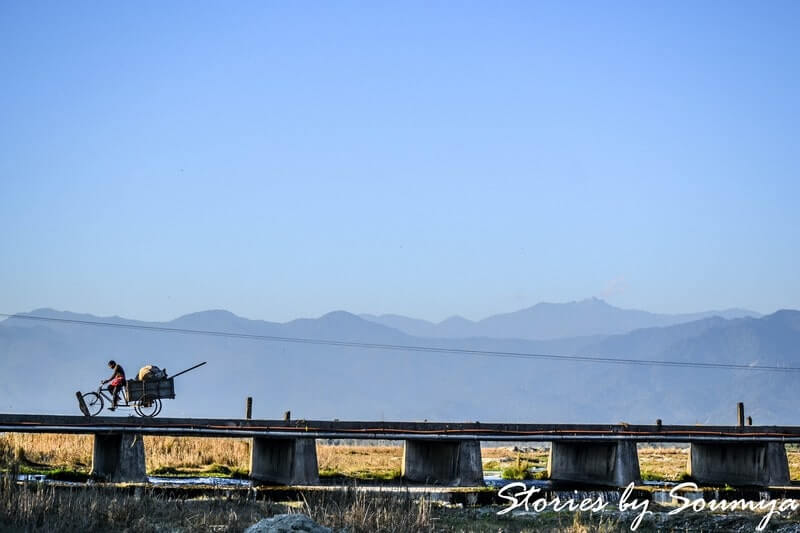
[1,414,797,487]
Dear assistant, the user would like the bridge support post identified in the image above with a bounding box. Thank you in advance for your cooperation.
[547,440,640,487]
[249,438,319,485]
[688,442,789,486]
[90,433,146,482]
[401,439,484,486]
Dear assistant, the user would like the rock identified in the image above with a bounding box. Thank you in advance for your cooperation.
[244,514,332,533]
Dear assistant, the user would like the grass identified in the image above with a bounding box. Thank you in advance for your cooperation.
[501,460,535,480]
[639,470,666,482]
[319,468,402,482]
[149,464,249,479]
[788,444,800,479]
[636,446,690,482]
[4,435,800,484]
[4,471,798,533]
[16,465,90,483]
[485,447,549,481]
[0,435,405,481]
[0,461,435,533]
[482,447,548,464]
[500,462,549,481]
[316,444,402,481]
[201,463,249,479]
[148,465,185,476]
[0,462,640,533]
[0,433,93,472]
[6,437,800,532]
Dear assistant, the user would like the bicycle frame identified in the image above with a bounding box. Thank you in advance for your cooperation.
[96,385,131,407]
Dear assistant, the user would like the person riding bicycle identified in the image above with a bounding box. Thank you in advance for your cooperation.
[102,360,126,411]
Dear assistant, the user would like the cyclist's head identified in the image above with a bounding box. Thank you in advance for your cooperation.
[108,360,116,368]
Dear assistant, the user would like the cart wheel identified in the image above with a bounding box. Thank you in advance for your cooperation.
[135,396,162,417]
[81,392,104,417]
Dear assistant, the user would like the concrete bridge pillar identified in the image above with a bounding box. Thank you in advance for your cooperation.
[250,437,319,485]
[688,442,789,486]
[547,440,641,487]
[402,439,484,486]
[90,433,146,482]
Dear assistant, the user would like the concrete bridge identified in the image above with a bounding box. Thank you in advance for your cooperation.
[1,414,797,487]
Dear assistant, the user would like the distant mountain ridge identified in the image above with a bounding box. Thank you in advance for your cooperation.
[3,304,797,425]
[15,307,411,343]
[359,298,760,340]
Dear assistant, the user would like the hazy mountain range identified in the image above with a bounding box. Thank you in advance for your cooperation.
[1,299,797,425]
[360,298,760,339]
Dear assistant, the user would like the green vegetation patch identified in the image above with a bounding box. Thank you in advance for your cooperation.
[7,465,90,483]
[500,460,549,481]
[501,461,532,480]
[148,464,249,479]
[319,468,402,482]
[45,468,91,482]
[640,470,666,482]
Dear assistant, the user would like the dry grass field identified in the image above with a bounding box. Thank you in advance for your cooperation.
[481,446,548,469]
[0,433,250,474]
[0,462,434,533]
[2,434,799,482]
[4,436,800,532]
[317,444,402,479]
[789,446,800,479]
[637,446,691,481]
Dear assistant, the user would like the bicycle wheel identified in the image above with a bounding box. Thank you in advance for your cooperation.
[81,392,104,416]
[135,396,162,417]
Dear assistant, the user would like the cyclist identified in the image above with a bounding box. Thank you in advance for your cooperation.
[102,360,126,411]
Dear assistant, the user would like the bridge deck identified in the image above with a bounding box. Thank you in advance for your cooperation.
[2,414,799,442]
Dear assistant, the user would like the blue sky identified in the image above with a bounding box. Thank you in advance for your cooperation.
[1,1,798,322]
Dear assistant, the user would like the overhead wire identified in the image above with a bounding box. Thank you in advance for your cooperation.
[1,312,797,373]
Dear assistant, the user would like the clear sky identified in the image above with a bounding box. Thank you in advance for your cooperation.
[1,1,798,323]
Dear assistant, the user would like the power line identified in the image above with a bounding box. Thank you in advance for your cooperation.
[1,312,797,373]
